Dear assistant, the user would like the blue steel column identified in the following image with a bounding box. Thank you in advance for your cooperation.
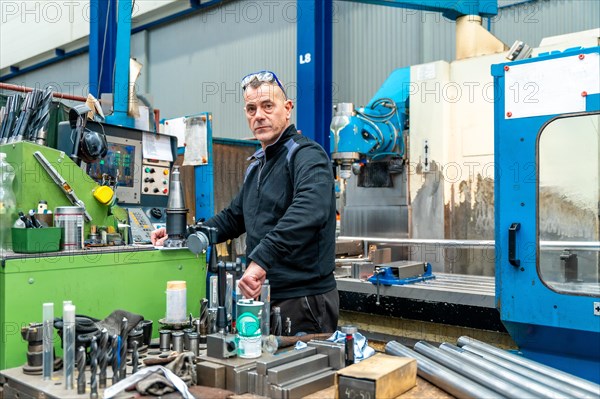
[89,0,117,99]
[195,114,214,221]
[296,0,333,151]
[105,0,135,128]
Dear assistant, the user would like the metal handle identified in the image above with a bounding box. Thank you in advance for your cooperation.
[509,223,521,267]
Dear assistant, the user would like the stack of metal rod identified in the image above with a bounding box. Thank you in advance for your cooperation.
[0,86,54,145]
[385,336,600,399]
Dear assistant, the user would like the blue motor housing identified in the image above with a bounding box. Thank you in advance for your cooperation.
[330,67,411,161]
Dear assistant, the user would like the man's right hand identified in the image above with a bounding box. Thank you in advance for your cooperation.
[150,227,168,246]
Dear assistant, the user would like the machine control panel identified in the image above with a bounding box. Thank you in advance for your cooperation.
[127,207,167,244]
[141,159,170,196]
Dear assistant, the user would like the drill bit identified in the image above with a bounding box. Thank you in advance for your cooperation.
[76,346,86,395]
[131,341,139,374]
[273,307,282,336]
[90,337,98,399]
[199,298,208,344]
[98,328,109,388]
[111,334,119,385]
[119,317,128,381]
[284,317,292,336]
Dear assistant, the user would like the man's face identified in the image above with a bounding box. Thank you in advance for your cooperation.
[243,83,293,148]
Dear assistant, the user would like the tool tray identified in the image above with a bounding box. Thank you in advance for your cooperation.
[11,227,61,253]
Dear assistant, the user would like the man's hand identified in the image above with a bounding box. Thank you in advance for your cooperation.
[150,227,168,246]
[238,261,267,299]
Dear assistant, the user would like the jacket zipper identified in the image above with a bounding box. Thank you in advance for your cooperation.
[257,155,266,191]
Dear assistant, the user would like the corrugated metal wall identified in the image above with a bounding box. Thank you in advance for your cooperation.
[4,53,89,105]
[4,0,599,138]
[146,0,297,139]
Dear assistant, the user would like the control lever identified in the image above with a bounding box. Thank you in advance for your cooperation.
[33,151,93,222]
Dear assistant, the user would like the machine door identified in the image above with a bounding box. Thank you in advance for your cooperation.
[493,48,600,382]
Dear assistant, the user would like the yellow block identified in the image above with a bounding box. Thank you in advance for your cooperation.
[93,186,114,205]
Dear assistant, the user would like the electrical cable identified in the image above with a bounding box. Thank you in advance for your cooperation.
[97,0,112,99]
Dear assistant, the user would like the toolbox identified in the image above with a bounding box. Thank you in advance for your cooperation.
[11,227,61,253]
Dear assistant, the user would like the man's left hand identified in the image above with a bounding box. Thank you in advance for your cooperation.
[238,261,267,299]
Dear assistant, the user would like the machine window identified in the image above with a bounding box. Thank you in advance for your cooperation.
[538,113,600,296]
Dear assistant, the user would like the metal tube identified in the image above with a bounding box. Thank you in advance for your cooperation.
[439,343,573,399]
[159,330,171,352]
[172,331,184,353]
[0,83,88,102]
[414,341,534,398]
[42,303,54,380]
[457,336,600,396]
[385,341,503,399]
[448,343,594,398]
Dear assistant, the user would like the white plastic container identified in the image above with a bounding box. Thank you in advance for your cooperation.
[166,281,187,323]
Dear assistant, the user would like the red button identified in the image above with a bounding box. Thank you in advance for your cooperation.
[163,188,168,194]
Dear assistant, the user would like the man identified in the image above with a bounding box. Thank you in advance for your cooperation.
[151,71,338,335]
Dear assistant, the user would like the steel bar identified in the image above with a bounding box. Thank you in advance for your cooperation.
[385,341,503,399]
[256,347,317,375]
[338,236,600,250]
[414,341,533,398]
[281,369,335,399]
[457,336,600,396]
[445,343,594,398]
[267,354,328,386]
[307,340,345,370]
[439,343,571,399]
[63,304,76,390]
[42,303,54,381]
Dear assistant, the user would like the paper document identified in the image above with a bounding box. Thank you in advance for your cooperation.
[143,132,173,162]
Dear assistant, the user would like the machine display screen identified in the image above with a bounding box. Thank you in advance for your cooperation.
[88,142,137,188]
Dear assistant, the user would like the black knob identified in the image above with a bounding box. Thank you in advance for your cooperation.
[144,187,149,192]
[150,208,162,219]
[226,340,237,352]
[153,188,159,193]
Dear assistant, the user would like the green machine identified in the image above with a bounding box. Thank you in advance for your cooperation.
[0,142,206,369]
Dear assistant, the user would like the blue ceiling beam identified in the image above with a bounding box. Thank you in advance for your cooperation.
[342,0,498,19]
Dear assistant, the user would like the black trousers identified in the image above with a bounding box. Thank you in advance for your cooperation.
[269,288,339,335]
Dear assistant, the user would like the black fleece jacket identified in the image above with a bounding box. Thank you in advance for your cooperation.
[205,124,337,299]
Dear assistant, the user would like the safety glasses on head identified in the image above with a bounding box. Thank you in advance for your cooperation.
[241,70,287,99]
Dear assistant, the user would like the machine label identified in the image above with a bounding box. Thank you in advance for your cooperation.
[594,302,600,316]
[299,53,312,64]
